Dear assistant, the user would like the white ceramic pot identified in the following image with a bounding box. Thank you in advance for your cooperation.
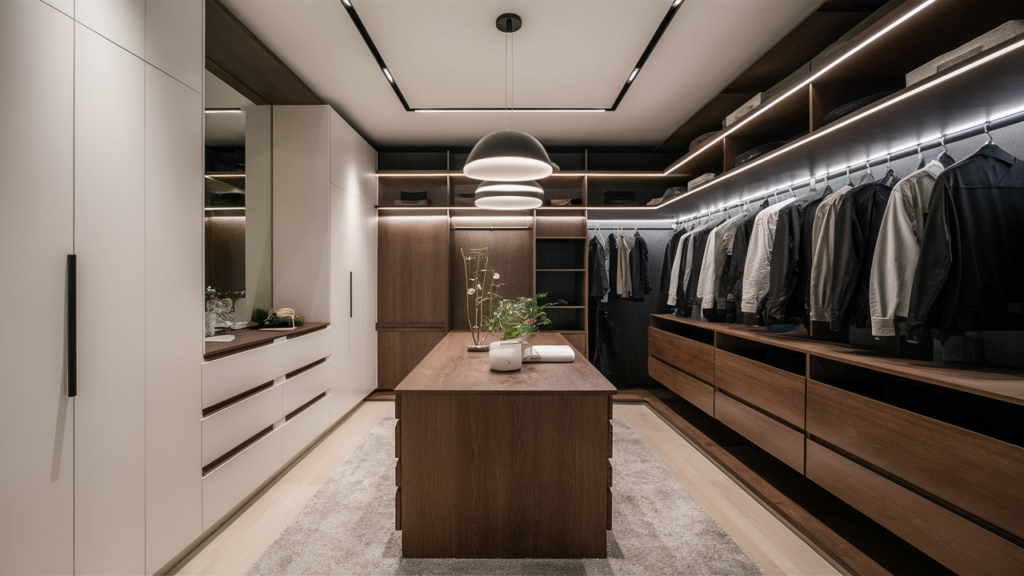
[489,340,523,371]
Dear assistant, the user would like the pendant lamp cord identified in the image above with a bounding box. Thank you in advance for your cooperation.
[504,26,508,130]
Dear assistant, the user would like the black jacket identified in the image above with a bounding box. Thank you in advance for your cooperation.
[629,233,652,301]
[907,144,1024,342]
[589,236,609,300]
[683,226,715,313]
[661,229,686,299]
[765,198,813,327]
[607,234,619,299]
[829,174,898,330]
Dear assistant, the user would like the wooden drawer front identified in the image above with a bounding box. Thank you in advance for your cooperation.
[202,341,282,409]
[716,392,804,473]
[202,427,283,531]
[201,384,283,467]
[648,327,714,384]
[283,359,330,415]
[282,393,330,462]
[807,380,1024,540]
[281,327,331,375]
[716,349,804,428]
[649,356,714,416]
[806,440,1024,575]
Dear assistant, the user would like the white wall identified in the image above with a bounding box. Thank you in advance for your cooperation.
[245,105,274,321]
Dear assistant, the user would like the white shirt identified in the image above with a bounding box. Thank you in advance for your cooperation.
[740,197,798,314]
[697,211,753,310]
[869,161,945,336]
[809,186,853,322]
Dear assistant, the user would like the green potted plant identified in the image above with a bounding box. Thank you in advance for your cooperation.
[485,293,566,365]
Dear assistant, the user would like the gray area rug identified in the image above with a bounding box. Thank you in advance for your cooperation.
[248,417,764,575]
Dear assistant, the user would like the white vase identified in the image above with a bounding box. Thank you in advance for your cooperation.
[489,340,523,371]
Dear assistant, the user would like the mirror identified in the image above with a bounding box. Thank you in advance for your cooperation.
[204,70,272,334]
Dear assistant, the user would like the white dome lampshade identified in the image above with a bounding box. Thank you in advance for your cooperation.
[474,180,545,210]
[463,130,554,182]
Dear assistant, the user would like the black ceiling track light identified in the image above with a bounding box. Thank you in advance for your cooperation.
[338,0,686,112]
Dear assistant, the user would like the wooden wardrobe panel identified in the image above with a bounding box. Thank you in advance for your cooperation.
[450,218,533,332]
[378,216,449,327]
[378,330,447,390]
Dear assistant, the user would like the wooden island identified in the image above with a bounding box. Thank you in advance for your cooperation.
[394,332,616,559]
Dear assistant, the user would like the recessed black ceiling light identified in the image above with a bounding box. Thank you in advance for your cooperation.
[338,0,686,112]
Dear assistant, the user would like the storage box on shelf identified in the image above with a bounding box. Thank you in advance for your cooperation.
[648,313,1024,573]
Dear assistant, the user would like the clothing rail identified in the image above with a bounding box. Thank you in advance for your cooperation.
[449,224,533,231]
[587,220,679,230]
[670,108,1024,224]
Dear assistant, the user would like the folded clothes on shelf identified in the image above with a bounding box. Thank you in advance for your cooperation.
[648,186,686,206]
[400,190,428,202]
[820,90,898,128]
[393,199,431,206]
[687,173,716,191]
[603,190,637,206]
[689,130,721,152]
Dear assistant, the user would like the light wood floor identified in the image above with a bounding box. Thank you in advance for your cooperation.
[172,401,838,576]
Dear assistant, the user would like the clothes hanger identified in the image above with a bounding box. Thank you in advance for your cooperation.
[937,134,956,167]
[916,144,926,171]
[846,166,854,188]
[858,161,873,185]
[879,154,897,183]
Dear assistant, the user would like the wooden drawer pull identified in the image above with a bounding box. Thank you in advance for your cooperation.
[396,488,402,531]
[395,420,401,459]
[395,460,401,488]
[607,488,613,530]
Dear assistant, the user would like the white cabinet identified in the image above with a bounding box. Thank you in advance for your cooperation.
[76,0,146,59]
[0,2,75,574]
[145,0,203,92]
[74,23,147,576]
[331,110,358,194]
[273,106,333,322]
[144,64,204,574]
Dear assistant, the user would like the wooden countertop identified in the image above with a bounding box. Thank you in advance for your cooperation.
[651,314,1024,407]
[204,322,329,361]
[396,332,616,394]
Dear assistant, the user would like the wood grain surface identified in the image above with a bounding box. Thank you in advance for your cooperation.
[377,330,447,390]
[715,392,805,474]
[648,326,715,384]
[807,380,1024,542]
[716,349,805,429]
[396,332,615,394]
[648,356,714,416]
[399,393,609,558]
[806,440,1024,575]
[204,322,329,360]
[378,215,449,327]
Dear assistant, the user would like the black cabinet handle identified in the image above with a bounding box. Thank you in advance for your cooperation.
[350,271,353,318]
[67,254,77,398]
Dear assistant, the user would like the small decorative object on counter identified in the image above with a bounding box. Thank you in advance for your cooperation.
[485,292,565,368]
[249,307,270,327]
[462,248,503,351]
[250,307,305,331]
[489,340,523,372]
[205,286,218,337]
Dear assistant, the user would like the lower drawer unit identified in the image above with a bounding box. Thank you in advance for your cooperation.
[201,383,283,468]
[807,367,1024,541]
[282,393,331,462]
[202,340,283,409]
[281,327,331,375]
[715,392,804,473]
[202,427,283,531]
[714,348,804,428]
[648,326,715,384]
[648,355,714,416]
[283,359,330,415]
[806,440,1024,575]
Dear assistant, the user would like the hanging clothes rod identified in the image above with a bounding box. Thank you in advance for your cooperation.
[672,108,1024,224]
[587,220,679,230]
[450,224,533,231]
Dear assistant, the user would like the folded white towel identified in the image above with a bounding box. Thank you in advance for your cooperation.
[522,345,575,363]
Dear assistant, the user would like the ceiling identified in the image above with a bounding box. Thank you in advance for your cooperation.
[205,70,253,147]
[219,0,823,148]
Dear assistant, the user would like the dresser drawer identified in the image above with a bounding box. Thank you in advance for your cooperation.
[715,349,804,428]
[202,426,283,531]
[649,355,714,416]
[281,327,331,375]
[716,392,804,473]
[648,327,714,384]
[807,379,1024,540]
[806,440,1024,575]
[201,383,283,467]
[282,393,330,462]
[202,340,282,409]
[283,359,331,415]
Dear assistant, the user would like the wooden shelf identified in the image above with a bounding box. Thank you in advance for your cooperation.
[537,268,585,272]
[547,306,586,309]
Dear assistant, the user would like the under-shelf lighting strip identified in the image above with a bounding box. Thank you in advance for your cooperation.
[668,108,1024,225]
[662,0,937,177]
[587,219,679,230]
[657,32,1024,211]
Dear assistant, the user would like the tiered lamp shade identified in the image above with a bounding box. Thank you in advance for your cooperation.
[463,130,554,182]
[474,180,545,210]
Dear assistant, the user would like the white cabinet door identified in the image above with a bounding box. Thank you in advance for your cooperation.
[74,24,147,576]
[145,0,203,93]
[330,184,364,421]
[76,0,146,59]
[330,109,357,194]
[0,3,75,574]
[144,64,203,575]
[360,136,378,206]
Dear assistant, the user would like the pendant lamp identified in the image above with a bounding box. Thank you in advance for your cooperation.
[470,12,553,208]
[474,180,545,210]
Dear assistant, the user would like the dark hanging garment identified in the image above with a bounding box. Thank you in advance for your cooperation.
[589,236,609,300]
[629,232,652,302]
[683,227,715,313]
[908,144,1024,342]
[588,301,617,377]
[765,196,823,329]
[661,229,686,298]
[607,234,619,300]
[721,201,768,323]
[798,192,828,328]
[829,174,897,330]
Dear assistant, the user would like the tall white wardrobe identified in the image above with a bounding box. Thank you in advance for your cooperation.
[0,4,378,575]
